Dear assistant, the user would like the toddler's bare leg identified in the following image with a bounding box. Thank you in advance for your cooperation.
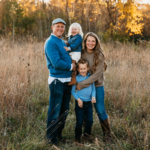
[72,60,76,63]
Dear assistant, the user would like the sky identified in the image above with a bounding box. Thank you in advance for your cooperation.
[137,0,150,4]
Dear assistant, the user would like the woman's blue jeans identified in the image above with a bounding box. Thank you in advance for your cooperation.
[94,86,108,121]
[47,79,71,143]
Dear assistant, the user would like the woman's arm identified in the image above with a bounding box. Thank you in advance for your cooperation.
[78,55,104,90]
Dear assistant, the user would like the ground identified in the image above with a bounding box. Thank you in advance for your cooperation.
[0,39,150,150]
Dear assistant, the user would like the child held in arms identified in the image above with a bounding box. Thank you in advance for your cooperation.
[64,22,83,85]
[71,59,96,144]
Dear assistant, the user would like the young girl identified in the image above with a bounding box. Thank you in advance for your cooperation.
[64,22,83,85]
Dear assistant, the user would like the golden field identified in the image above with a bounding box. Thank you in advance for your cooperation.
[0,38,150,150]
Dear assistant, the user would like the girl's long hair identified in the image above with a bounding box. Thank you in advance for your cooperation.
[82,32,105,73]
[68,23,84,37]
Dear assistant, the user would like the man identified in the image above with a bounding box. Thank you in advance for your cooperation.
[44,18,76,145]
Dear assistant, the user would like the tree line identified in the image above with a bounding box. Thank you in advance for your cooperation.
[0,0,150,42]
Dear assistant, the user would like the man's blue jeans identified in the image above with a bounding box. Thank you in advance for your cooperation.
[47,79,71,143]
[94,86,108,121]
[75,101,93,138]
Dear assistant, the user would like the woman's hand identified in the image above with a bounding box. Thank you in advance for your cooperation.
[76,83,81,91]
[77,98,83,108]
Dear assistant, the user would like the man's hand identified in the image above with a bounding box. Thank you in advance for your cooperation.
[72,63,76,71]
[91,97,96,103]
[77,98,83,108]
[76,83,81,91]
[64,46,69,51]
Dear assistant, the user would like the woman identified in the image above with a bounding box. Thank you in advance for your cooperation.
[76,32,111,142]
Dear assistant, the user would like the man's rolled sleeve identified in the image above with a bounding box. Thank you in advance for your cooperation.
[70,64,73,71]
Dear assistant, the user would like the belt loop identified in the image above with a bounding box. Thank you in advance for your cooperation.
[55,79,56,84]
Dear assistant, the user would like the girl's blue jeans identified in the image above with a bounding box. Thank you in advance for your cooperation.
[94,86,108,121]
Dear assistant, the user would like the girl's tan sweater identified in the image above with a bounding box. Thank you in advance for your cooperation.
[78,51,104,90]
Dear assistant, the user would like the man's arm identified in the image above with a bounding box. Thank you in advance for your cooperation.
[45,42,71,70]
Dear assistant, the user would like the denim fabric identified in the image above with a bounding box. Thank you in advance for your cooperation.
[68,34,82,52]
[75,101,93,138]
[47,79,71,143]
[94,86,108,121]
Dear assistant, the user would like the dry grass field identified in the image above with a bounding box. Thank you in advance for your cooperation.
[0,38,150,150]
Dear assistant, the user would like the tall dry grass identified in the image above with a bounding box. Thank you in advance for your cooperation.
[0,38,49,149]
[105,42,150,114]
[103,43,150,149]
[0,38,150,149]
[0,38,47,119]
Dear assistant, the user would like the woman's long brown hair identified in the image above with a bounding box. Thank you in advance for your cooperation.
[82,32,105,73]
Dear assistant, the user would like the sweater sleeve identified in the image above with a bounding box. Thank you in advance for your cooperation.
[45,42,71,71]
[71,84,79,100]
[92,83,96,98]
[81,53,86,59]
[68,36,82,51]
[78,55,104,90]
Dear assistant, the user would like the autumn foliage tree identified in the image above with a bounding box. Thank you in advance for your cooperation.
[0,0,149,42]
